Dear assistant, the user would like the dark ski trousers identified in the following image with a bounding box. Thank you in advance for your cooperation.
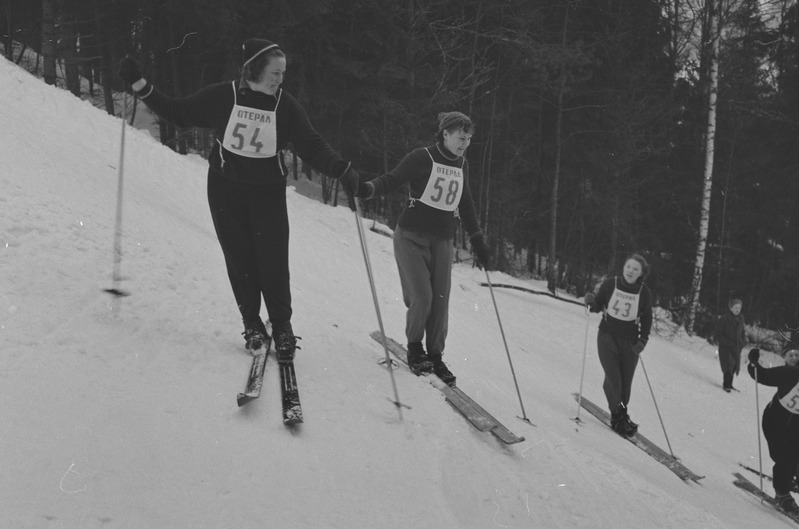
[207,172,291,330]
[597,329,639,415]
[762,402,799,495]
[393,226,453,356]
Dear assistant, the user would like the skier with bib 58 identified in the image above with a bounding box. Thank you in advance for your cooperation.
[353,111,489,386]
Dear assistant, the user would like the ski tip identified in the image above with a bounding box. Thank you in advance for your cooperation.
[103,287,130,297]
[237,393,256,407]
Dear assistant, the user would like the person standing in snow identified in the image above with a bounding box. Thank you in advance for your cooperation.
[747,345,799,515]
[353,111,489,386]
[713,298,746,392]
[118,39,360,361]
[584,254,653,437]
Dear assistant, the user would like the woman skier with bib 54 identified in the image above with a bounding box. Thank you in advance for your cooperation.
[118,38,360,361]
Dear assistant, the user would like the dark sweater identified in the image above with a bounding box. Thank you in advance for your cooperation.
[749,362,799,414]
[589,276,653,345]
[368,144,481,239]
[713,312,746,354]
[137,81,347,186]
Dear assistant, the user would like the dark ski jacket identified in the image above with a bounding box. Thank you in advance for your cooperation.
[714,311,746,354]
[137,81,347,187]
[588,276,653,346]
[748,362,799,425]
[367,144,481,240]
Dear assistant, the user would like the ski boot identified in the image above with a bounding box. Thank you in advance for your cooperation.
[273,321,300,364]
[610,413,630,437]
[428,350,456,386]
[243,319,269,352]
[723,372,734,392]
[776,493,799,516]
[611,406,635,438]
[407,342,433,375]
[619,403,639,435]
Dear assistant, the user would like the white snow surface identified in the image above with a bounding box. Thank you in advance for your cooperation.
[0,57,790,529]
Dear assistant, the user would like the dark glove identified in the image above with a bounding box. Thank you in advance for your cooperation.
[584,292,595,307]
[748,348,760,364]
[470,233,490,269]
[356,181,375,199]
[118,56,144,87]
[631,341,645,355]
[339,163,360,198]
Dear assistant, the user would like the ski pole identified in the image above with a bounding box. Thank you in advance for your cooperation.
[754,364,764,491]
[104,92,130,300]
[639,357,675,457]
[573,305,590,423]
[483,270,533,425]
[350,196,407,420]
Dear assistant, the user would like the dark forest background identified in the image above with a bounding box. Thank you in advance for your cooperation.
[4,0,799,339]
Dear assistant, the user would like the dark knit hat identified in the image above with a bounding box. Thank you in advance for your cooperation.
[242,38,280,69]
[438,111,473,133]
[729,298,743,308]
[782,342,799,356]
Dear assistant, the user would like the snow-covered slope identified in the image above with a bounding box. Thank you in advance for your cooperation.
[0,56,789,528]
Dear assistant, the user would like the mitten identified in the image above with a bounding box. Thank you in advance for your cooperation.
[631,341,645,355]
[118,56,144,87]
[748,348,760,364]
[584,292,595,307]
[339,163,360,198]
[356,181,375,199]
[470,233,490,269]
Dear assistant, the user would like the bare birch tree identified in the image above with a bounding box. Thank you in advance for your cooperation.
[687,0,720,333]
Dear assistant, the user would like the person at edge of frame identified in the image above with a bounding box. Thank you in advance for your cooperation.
[747,345,799,515]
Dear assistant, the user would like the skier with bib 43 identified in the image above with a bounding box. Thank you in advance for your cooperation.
[118,38,361,361]
[585,254,653,437]
[353,111,489,386]
[747,345,799,515]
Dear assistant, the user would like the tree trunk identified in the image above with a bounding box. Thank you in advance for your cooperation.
[61,8,80,97]
[42,0,58,85]
[482,88,497,235]
[716,121,740,315]
[687,0,720,333]
[3,0,12,60]
[547,4,570,294]
[92,0,115,115]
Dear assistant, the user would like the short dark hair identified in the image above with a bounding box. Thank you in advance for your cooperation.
[625,253,649,279]
[435,111,475,144]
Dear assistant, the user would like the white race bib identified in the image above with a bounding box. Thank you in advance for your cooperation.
[605,280,641,322]
[418,151,464,212]
[779,381,799,415]
[221,83,278,158]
